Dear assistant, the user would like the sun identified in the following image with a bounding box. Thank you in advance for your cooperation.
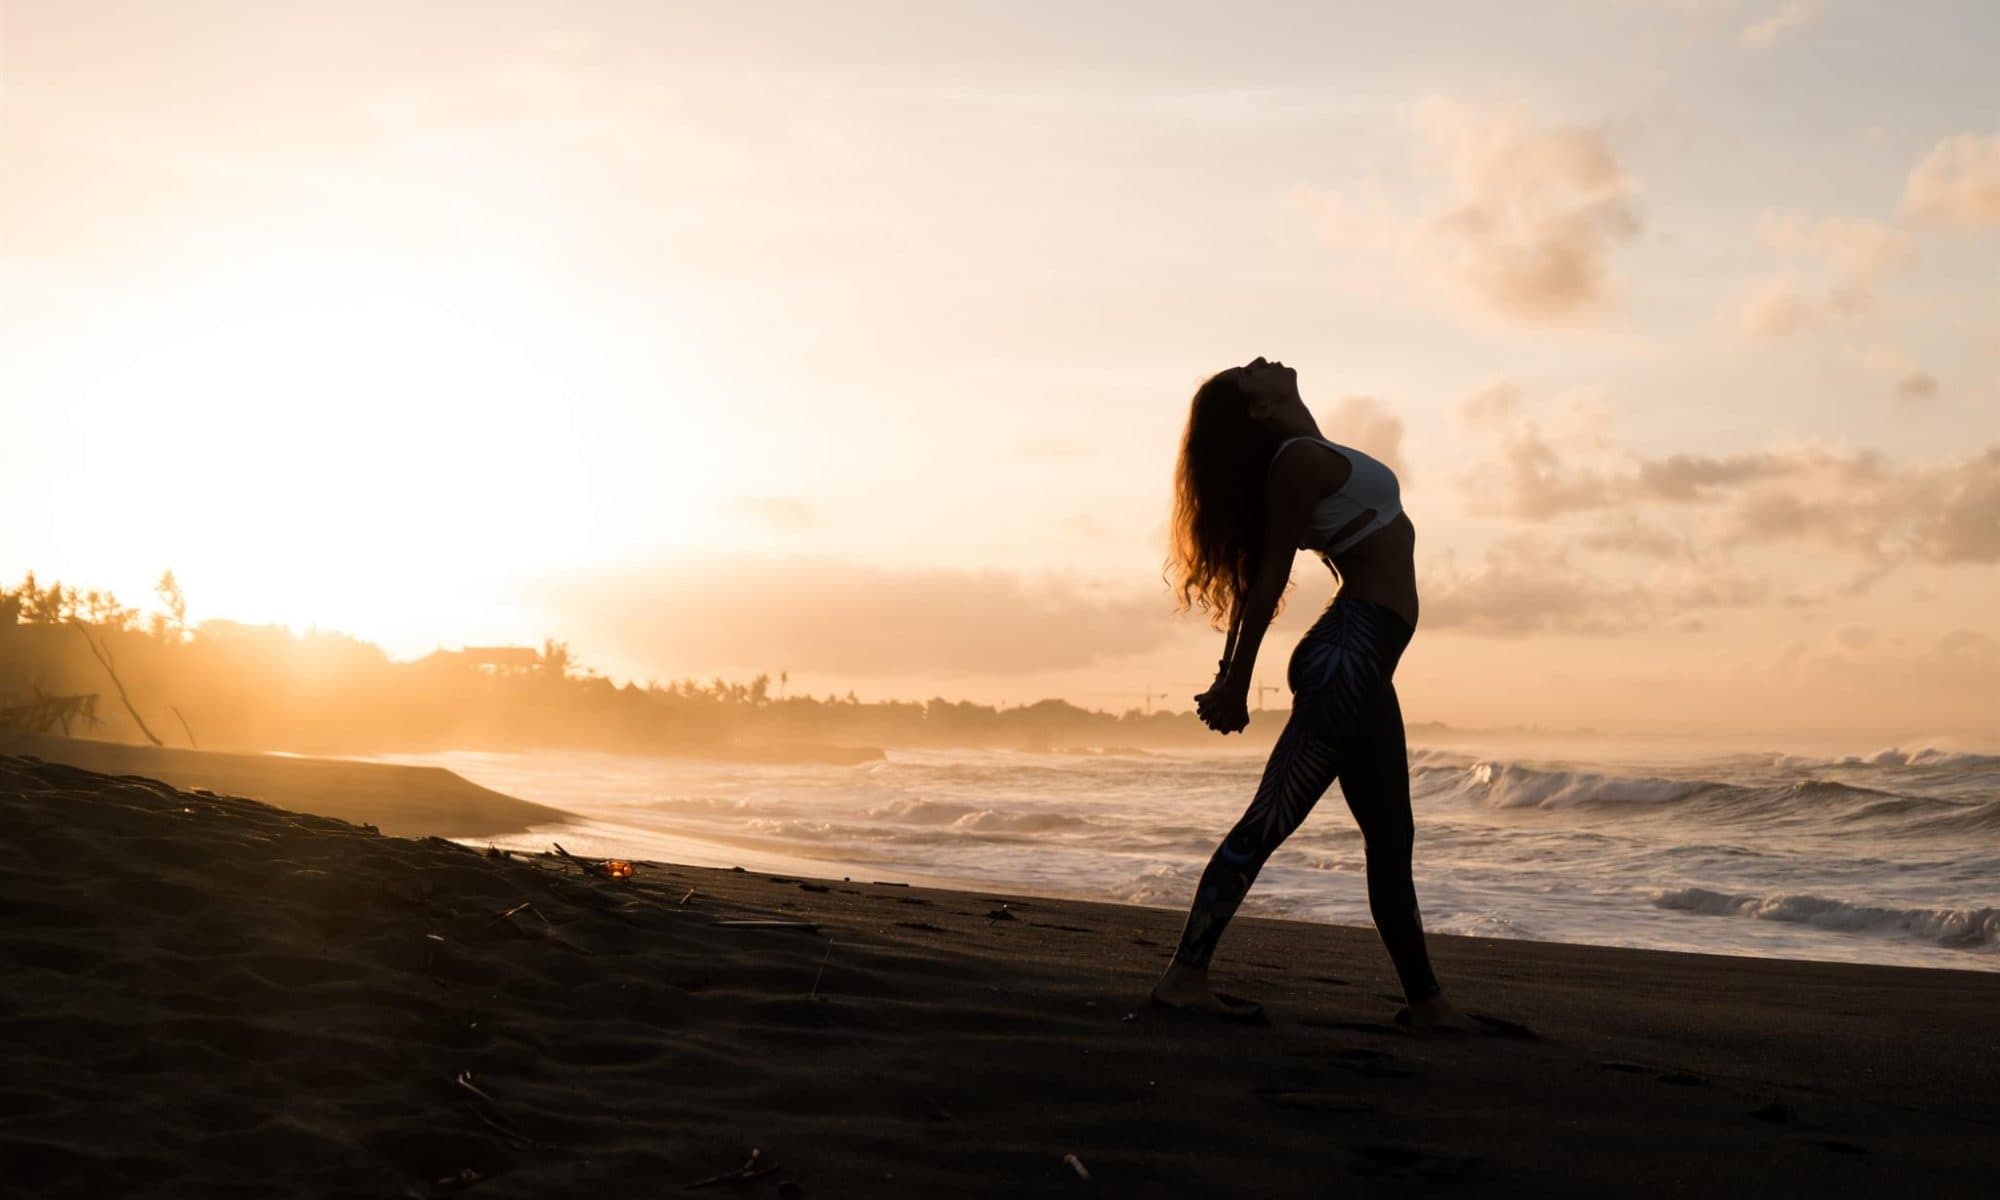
[60,255,736,655]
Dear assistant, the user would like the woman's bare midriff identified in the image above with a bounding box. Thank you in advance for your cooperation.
[1321,512,1419,629]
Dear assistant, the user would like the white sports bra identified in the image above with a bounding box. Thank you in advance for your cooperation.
[1271,435,1403,557]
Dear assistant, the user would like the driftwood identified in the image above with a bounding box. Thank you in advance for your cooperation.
[0,688,99,736]
[550,841,636,881]
[682,1148,778,1189]
[69,621,163,747]
[451,1071,558,1151]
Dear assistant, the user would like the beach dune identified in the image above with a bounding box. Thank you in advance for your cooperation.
[2,748,1995,1197]
[0,732,570,838]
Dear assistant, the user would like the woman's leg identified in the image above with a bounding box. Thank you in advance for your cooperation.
[1169,702,1344,970]
[1336,681,1441,1003]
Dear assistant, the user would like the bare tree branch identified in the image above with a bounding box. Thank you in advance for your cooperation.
[170,705,198,749]
[70,620,164,747]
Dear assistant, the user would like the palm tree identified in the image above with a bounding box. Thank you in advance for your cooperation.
[540,639,574,678]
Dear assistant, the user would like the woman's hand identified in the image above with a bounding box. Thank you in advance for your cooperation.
[1194,681,1251,735]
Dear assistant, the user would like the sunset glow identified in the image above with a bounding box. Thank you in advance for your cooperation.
[6,0,1997,739]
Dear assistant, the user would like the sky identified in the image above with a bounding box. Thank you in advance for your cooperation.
[4,0,1998,744]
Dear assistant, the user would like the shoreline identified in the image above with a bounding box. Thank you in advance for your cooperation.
[23,734,1991,976]
[4,749,1997,1195]
[465,829,2000,980]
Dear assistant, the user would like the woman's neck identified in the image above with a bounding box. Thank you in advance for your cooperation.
[1267,412,1323,440]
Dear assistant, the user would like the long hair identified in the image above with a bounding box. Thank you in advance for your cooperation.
[1166,368,1290,631]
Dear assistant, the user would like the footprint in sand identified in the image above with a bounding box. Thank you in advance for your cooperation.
[1299,1017,1405,1037]
[1314,1048,1422,1079]
[1468,1014,1539,1041]
[1351,1142,1479,1180]
[1254,1089,1376,1114]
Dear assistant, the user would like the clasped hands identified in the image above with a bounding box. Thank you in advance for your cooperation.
[1195,675,1251,735]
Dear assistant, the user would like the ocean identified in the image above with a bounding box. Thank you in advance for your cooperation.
[376,742,2000,974]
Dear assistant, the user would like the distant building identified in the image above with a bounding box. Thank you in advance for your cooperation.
[441,646,543,676]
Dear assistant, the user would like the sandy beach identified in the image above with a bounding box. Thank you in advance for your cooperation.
[0,733,571,839]
[4,745,1996,1198]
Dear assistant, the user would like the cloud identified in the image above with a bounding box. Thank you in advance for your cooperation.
[1738,0,1823,49]
[1699,447,1994,562]
[1576,512,1691,558]
[1724,473,1900,558]
[1422,537,1637,635]
[1454,380,1523,432]
[1631,452,1800,500]
[723,496,826,532]
[1455,383,1621,519]
[548,556,1173,678]
[1421,534,1764,636]
[1758,213,1912,304]
[1411,100,1642,325]
[1730,213,1914,338]
[1901,134,2000,229]
[1454,381,2000,565]
[1731,274,1812,339]
[1460,421,1613,519]
[1914,448,2000,564]
[1860,342,1947,409]
[1894,372,1940,405]
[1292,103,1642,328]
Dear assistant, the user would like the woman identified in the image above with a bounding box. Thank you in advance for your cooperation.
[1152,356,1466,1032]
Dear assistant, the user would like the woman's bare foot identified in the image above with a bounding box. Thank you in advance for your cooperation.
[1397,992,1476,1036]
[1151,960,1212,1004]
[1150,961,1264,1020]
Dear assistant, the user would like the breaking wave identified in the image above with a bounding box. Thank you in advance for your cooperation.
[1653,887,1999,950]
[1434,757,1992,838]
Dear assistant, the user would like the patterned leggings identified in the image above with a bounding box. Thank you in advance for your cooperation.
[1171,595,1441,1003]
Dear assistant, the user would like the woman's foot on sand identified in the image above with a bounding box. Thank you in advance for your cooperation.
[1395,993,1475,1036]
[1150,966,1266,1022]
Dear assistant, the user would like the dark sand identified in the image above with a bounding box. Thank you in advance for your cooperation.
[0,733,570,838]
[3,749,1995,1198]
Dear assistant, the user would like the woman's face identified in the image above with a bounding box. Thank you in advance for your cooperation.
[1234,356,1300,424]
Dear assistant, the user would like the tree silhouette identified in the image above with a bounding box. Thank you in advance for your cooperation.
[2,569,1228,760]
[153,570,189,643]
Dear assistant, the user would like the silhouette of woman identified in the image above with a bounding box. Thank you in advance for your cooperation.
[1152,356,1467,1031]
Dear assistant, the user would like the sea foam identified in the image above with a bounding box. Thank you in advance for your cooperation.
[1652,887,1999,949]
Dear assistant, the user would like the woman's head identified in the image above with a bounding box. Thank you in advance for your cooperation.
[1231,356,1302,424]
[1165,357,1302,628]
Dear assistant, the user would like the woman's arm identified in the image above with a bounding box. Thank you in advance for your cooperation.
[1217,448,1320,695]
